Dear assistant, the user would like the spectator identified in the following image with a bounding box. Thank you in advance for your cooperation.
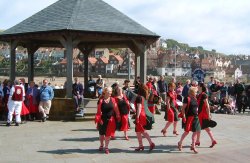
[133,76,141,94]
[239,91,248,114]
[209,96,220,113]
[157,75,168,111]
[38,79,54,122]
[176,82,183,102]
[26,81,39,120]
[210,79,220,100]
[2,80,11,121]
[207,77,214,97]
[182,79,191,98]
[96,75,104,97]
[227,81,235,97]
[234,78,245,112]
[220,97,235,114]
[246,84,250,110]
[6,80,25,126]
[220,81,228,101]
[72,77,84,113]
[88,75,96,98]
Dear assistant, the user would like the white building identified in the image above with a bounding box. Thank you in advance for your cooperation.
[234,68,242,79]
[165,67,191,77]
[214,69,226,80]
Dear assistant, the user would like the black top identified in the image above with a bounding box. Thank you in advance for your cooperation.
[234,83,245,95]
[210,84,220,93]
[117,97,128,115]
[198,93,207,113]
[184,96,198,116]
[246,85,250,97]
[101,99,114,119]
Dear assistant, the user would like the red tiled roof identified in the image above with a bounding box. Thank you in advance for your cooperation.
[88,57,97,65]
[100,57,109,64]
[60,58,82,65]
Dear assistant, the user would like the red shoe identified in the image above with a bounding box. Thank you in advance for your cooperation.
[135,146,144,151]
[210,140,217,148]
[190,146,198,154]
[99,146,103,151]
[173,131,179,136]
[111,136,116,140]
[161,129,167,137]
[105,148,109,154]
[178,142,182,151]
[125,136,129,140]
[149,143,155,151]
[195,142,200,146]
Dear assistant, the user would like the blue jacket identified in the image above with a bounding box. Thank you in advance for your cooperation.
[40,86,54,101]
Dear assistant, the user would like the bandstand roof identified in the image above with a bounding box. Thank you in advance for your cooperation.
[0,0,159,45]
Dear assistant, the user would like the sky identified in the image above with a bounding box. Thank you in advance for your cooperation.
[1,0,250,55]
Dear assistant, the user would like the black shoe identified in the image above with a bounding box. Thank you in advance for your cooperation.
[15,123,19,126]
[42,117,46,122]
[6,123,11,127]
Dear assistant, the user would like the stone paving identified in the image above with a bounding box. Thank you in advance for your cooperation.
[1,111,250,163]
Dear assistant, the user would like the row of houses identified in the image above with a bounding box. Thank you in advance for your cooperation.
[1,44,250,80]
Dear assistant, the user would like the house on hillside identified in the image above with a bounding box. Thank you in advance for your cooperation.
[109,54,123,73]
[214,68,226,80]
[94,48,110,58]
[235,68,242,80]
[59,58,83,74]
[95,57,109,74]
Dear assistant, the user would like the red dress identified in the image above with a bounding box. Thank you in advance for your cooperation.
[95,97,117,137]
[135,96,147,132]
[21,102,30,116]
[197,92,209,129]
[164,91,179,122]
[115,95,130,131]
[27,95,39,114]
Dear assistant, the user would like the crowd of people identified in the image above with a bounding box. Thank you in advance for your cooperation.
[0,78,54,125]
[94,75,250,154]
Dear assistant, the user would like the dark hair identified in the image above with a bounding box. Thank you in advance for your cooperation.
[137,83,149,100]
[198,82,207,92]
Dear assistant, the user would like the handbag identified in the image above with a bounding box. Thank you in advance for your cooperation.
[202,119,217,128]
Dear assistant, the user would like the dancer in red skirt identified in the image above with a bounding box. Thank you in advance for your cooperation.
[95,87,121,154]
[161,82,179,136]
[196,82,217,147]
[114,87,130,140]
[134,83,155,151]
[178,87,201,154]
[26,81,39,120]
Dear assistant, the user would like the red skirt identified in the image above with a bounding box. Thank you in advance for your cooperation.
[120,114,129,131]
[21,102,30,115]
[184,116,201,132]
[148,101,155,114]
[27,97,38,114]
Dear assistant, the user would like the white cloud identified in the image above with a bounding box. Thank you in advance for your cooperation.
[1,0,250,54]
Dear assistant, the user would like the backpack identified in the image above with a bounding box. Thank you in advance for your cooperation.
[12,86,23,101]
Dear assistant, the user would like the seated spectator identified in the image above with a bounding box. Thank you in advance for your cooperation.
[209,96,220,113]
[88,75,96,98]
[219,97,233,114]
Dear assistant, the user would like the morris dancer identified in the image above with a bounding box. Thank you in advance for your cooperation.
[134,83,155,151]
[196,83,217,148]
[95,87,121,154]
[114,87,130,140]
[161,82,179,136]
[178,87,201,154]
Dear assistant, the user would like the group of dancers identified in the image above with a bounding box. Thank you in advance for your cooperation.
[94,80,217,154]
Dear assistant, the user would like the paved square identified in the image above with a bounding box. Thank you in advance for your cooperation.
[1,113,250,163]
